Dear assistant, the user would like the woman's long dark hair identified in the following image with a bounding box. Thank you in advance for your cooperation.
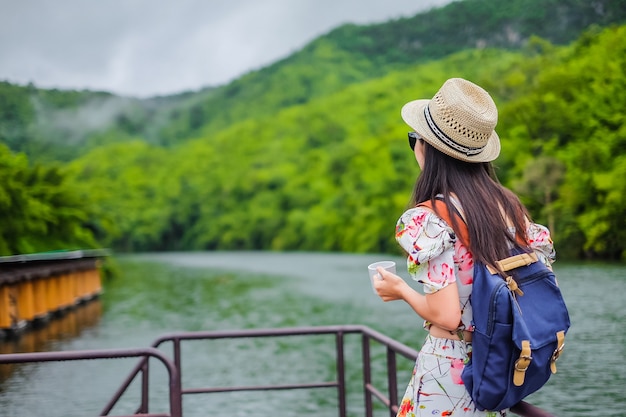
[410,142,530,268]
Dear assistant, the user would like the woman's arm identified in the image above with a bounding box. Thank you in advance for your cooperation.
[374,268,461,331]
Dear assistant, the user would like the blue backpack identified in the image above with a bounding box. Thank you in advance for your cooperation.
[423,200,571,411]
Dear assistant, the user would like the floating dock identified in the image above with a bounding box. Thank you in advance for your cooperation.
[0,249,109,335]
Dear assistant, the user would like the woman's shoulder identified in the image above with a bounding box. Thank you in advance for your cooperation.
[526,222,552,241]
[526,222,556,264]
[395,206,455,245]
[396,205,451,227]
[395,206,460,286]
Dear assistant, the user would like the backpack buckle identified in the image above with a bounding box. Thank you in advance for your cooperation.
[551,343,565,362]
[514,355,532,371]
[513,340,532,386]
[550,331,566,374]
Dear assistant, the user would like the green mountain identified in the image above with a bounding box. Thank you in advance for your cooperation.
[2,0,625,162]
[64,25,626,260]
[1,0,625,260]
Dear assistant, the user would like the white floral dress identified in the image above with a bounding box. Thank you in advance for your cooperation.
[394,207,555,417]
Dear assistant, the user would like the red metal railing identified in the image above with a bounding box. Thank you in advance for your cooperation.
[0,325,555,417]
[102,325,555,417]
[0,347,181,417]
[102,326,367,417]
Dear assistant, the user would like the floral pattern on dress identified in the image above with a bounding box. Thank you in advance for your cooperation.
[395,208,457,293]
[454,241,473,285]
[397,336,507,417]
[526,222,556,267]
[397,335,508,417]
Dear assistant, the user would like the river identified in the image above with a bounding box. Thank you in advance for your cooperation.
[0,252,624,417]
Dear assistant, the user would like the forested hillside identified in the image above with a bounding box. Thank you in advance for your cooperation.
[2,0,625,162]
[1,0,625,260]
[67,26,626,259]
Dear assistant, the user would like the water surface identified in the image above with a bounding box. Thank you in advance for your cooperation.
[0,252,624,416]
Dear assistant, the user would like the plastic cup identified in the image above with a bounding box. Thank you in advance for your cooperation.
[367,261,396,293]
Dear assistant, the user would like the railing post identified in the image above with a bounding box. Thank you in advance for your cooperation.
[386,347,398,417]
[140,358,149,413]
[336,331,347,417]
[170,363,182,417]
[173,338,183,417]
[362,334,373,417]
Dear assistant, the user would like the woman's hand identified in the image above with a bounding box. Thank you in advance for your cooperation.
[372,267,411,302]
[372,265,461,331]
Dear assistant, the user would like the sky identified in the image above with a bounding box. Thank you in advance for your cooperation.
[0,0,452,98]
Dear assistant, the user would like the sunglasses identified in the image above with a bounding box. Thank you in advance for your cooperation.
[408,132,424,151]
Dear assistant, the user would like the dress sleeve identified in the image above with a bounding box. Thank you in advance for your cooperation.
[527,222,556,267]
[395,207,457,294]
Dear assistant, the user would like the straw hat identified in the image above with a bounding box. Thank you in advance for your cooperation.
[401,78,500,162]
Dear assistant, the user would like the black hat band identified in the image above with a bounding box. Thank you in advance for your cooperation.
[424,105,485,156]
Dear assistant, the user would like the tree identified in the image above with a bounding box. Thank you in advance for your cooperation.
[514,156,565,235]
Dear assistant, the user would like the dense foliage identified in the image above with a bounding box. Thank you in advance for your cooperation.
[0,0,625,260]
[0,144,97,254]
[65,26,626,260]
[498,27,626,259]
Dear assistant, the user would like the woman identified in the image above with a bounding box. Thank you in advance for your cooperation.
[373,78,555,417]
